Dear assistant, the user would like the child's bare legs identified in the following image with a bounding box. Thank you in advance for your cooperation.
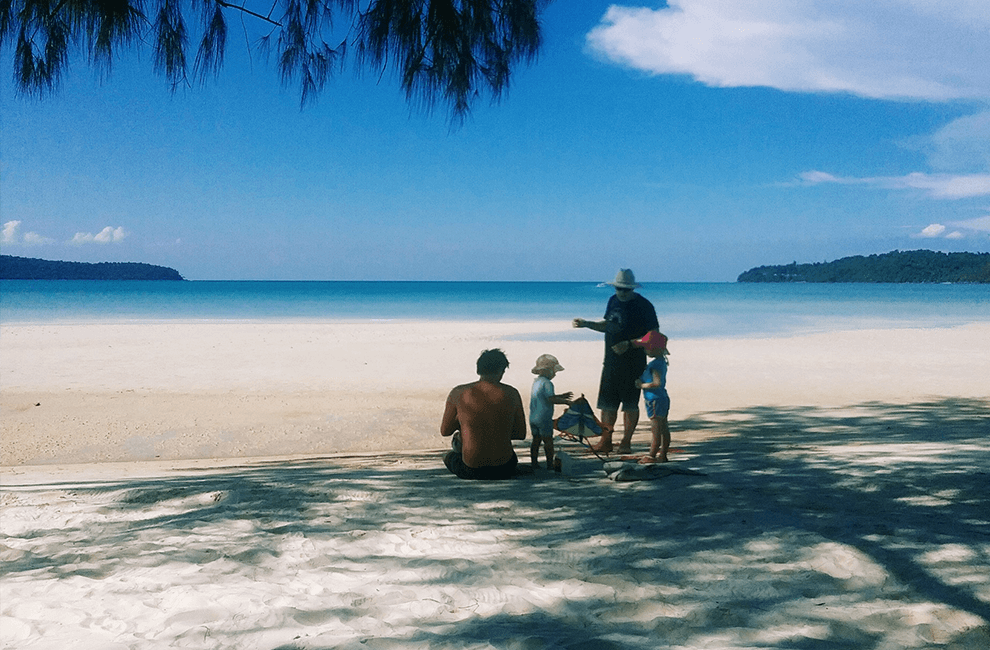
[530,435,555,469]
[641,417,670,463]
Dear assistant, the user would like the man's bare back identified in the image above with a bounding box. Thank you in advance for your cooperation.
[441,378,526,468]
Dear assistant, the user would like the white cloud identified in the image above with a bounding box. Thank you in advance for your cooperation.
[72,226,127,245]
[797,171,839,184]
[920,111,990,173]
[917,224,946,238]
[587,1,990,101]
[885,173,990,199]
[2,220,20,244]
[95,226,126,243]
[912,215,990,239]
[949,215,990,233]
[800,171,990,199]
[22,231,55,245]
[2,220,55,246]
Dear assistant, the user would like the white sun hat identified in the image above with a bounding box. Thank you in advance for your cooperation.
[605,268,641,289]
[531,354,564,374]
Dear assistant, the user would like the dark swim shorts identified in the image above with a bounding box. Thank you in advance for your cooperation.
[443,451,518,480]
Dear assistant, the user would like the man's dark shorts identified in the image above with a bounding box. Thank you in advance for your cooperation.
[597,352,647,412]
[443,451,518,480]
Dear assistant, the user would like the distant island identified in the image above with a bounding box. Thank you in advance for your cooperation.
[738,250,990,283]
[1,255,185,281]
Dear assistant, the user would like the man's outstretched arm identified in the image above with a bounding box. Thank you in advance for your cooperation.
[572,318,608,333]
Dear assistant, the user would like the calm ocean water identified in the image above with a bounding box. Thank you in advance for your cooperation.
[1,280,988,338]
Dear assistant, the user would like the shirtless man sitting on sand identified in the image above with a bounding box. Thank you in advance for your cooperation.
[441,349,527,480]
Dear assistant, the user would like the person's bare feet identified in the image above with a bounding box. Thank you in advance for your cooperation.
[638,455,669,464]
[616,445,632,455]
[591,441,613,454]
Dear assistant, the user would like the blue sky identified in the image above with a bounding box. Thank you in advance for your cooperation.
[2,0,989,281]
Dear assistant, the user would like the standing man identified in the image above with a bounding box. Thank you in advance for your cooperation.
[441,349,527,480]
[572,269,659,454]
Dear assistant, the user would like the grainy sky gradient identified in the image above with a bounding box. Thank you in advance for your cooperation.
[2,1,988,281]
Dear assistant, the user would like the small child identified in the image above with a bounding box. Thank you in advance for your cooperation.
[633,331,671,464]
[529,354,573,470]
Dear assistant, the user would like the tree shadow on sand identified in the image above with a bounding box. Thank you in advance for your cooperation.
[2,397,988,649]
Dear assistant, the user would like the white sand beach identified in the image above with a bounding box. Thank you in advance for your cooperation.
[2,320,989,648]
[3,321,987,466]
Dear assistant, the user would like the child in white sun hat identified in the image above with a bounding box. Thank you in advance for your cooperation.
[529,354,573,470]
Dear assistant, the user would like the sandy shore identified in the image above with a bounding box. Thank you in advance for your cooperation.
[2,320,989,648]
[2,321,988,465]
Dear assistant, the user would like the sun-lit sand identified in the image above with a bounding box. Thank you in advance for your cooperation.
[2,320,989,648]
[2,321,987,466]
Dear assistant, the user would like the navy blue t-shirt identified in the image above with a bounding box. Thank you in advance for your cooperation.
[602,293,659,362]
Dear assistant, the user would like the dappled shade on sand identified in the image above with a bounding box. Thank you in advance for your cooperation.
[2,398,988,649]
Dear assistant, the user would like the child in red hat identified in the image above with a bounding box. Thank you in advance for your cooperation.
[633,331,671,464]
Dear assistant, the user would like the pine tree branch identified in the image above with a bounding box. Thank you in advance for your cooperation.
[215,0,282,28]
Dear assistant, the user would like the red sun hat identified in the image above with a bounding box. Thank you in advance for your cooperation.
[634,330,668,354]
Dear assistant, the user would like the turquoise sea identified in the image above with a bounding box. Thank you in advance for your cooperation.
[1,280,988,338]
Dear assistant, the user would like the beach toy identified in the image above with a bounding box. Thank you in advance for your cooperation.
[554,395,604,439]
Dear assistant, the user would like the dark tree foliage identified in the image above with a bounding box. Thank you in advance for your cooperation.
[1,254,185,279]
[0,0,545,118]
[737,250,990,284]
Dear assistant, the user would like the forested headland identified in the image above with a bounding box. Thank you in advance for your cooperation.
[738,250,990,283]
[0,255,184,280]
